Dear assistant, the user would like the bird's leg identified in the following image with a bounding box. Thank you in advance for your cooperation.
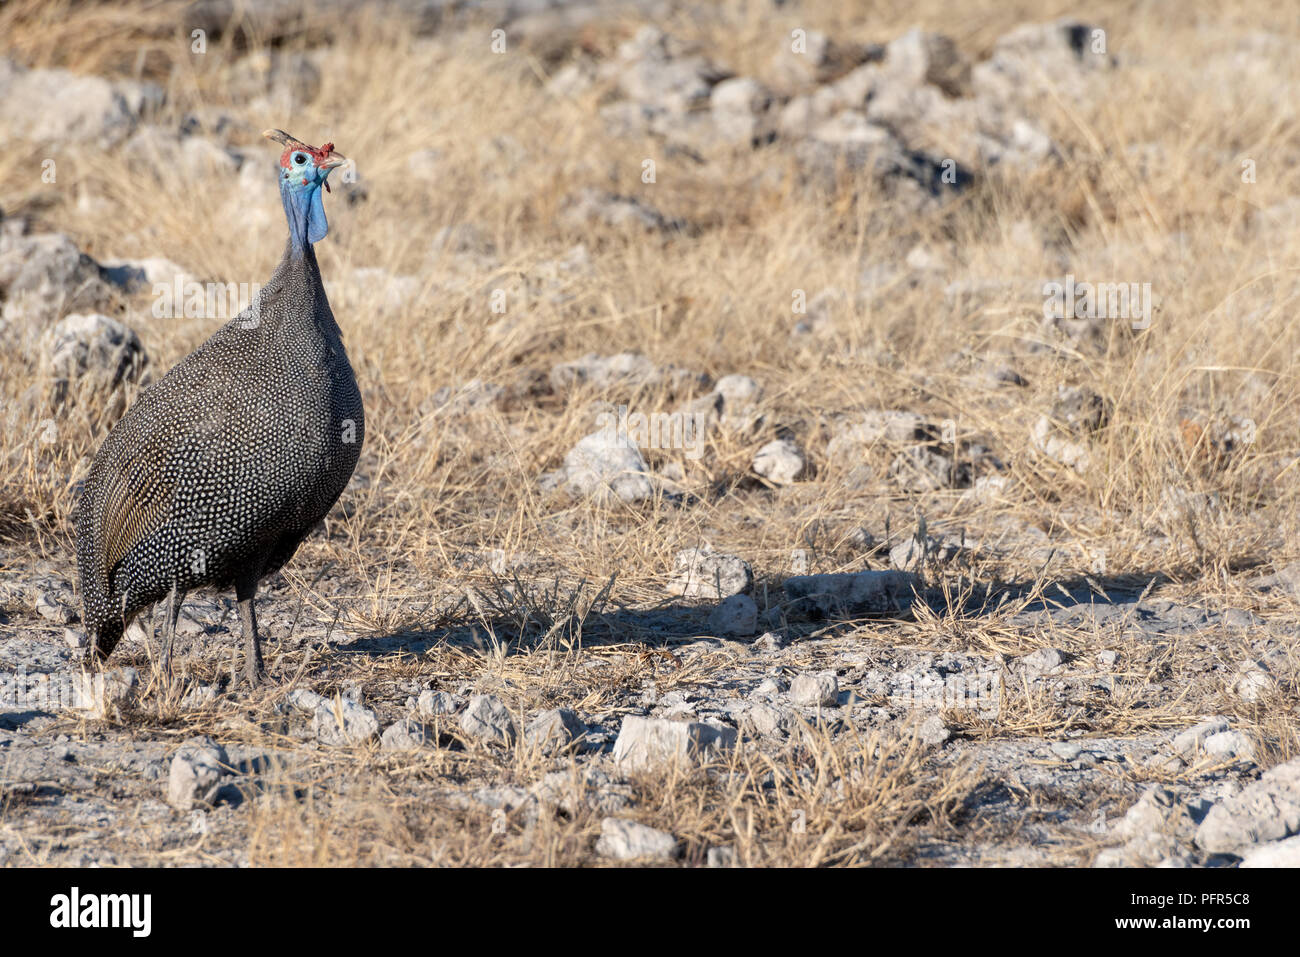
[235,575,265,687]
[160,583,186,676]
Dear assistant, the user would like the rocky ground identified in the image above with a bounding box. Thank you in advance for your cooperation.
[3,562,1300,866]
[1,0,1299,866]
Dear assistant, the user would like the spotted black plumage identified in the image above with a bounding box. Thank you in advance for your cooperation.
[76,129,363,685]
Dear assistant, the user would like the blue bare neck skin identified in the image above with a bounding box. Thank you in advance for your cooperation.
[279,176,328,259]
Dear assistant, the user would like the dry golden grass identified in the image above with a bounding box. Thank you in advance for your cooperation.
[1,0,1299,866]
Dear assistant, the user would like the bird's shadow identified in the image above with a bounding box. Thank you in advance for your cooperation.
[330,560,1260,660]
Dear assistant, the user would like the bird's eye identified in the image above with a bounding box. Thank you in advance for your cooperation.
[293,153,307,165]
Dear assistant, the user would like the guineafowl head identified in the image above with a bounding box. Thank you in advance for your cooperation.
[263,128,347,249]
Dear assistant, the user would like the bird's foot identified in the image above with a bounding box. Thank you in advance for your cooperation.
[154,661,181,697]
[237,658,266,690]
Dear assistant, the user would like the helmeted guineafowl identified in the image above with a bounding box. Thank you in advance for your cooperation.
[76,129,364,686]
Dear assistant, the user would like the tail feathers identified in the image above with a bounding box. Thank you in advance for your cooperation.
[88,617,126,661]
[78,538,127,661]
[77,478,125,661]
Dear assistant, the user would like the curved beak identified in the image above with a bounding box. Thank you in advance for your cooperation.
[320,152,348,170]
